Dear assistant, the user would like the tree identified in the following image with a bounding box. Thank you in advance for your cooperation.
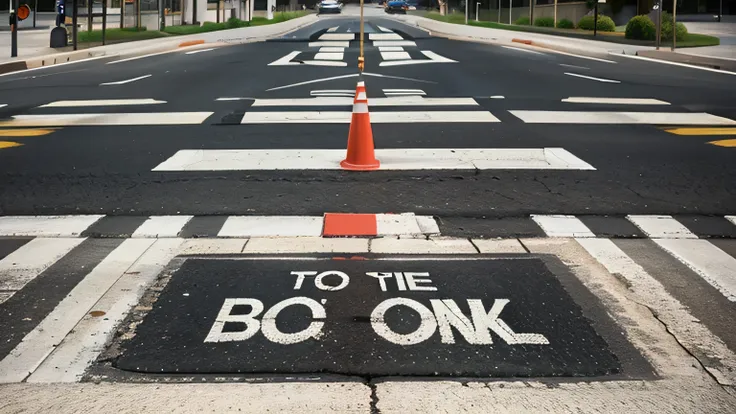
[437,0,448,15]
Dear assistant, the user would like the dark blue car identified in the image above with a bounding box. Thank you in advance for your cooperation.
[385,0,408,14]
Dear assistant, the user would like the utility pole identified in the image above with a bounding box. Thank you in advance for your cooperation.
[476,2,479,22]
[655,0,661,50]
[593,1,598,36]
[193,0,198,25]
[102,0,107,44]
[136,0,141,29]
[72,0,78,50]
[87,0,92,32]
[508,0,511,24]
[553,0,557,27]
[120,0,125,28]
[671,0,676,51]
[465,0,467,24]
[497,0,500,23]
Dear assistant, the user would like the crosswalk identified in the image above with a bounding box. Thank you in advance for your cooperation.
[1,213,735,383]
[269,25,455,67]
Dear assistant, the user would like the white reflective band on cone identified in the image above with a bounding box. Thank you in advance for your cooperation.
[357,81,365,87]
[352,103,369,114]
[357,92,367,100]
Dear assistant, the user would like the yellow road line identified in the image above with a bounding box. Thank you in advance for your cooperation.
[665,127,736,136]
[0,141,23,149]
[0,128,56,137]
[708,139,736,147]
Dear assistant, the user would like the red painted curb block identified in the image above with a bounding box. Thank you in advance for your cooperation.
[323,213,378,237]
[179,39,205,47]
[512,38,533,45]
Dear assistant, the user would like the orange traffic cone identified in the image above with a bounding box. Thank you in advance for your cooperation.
[340,80,380,171]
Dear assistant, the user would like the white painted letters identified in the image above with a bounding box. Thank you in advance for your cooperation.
[371,298,437,345]
[468,299,550,345]
[261,297,326,344]
[405,272,437,291]
[366,272,393,291]
[430,299,487,344]
[204,298,264,343]
[291,271,317,290]
[314,270,349,291]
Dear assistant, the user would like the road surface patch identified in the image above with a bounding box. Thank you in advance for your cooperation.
[112,256,623,377]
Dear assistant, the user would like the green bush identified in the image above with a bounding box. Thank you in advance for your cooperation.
[577,14,616,32]
[625,15,656,40]
[660,12,688,41]
[534,17,555,27]
[557,18,574,29]
[514,16,530,25]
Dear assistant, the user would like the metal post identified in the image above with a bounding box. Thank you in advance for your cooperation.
[192,0,197,24]
[136,0,140,29]
[508,0,511,24]
[10,0,17,57]
[553,0,557,27]
[121,0,125,28]
[72,0,78,50]
[216,0,220,23]
[497,0,500,23]
[593,2,598,36]
[655,1,661,50]
[33,0,37,27]
[719,0,722,22]
[464,0,467,24]
[476,2,479,21]
[159,0,164,30]
[529,0,533,25]
[359,0,364,71]
[87,0,92,31]
[672,0,676,51]
[102,0,107,44]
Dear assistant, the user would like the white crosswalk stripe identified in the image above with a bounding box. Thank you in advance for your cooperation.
[0,213,735,383]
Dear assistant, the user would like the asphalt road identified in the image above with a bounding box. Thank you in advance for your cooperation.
[0,13,734,217]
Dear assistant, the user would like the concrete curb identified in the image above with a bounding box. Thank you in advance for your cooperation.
[0,13,319,76]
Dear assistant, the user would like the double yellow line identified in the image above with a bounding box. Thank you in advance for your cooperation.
[0,128,57,149]
[663,127,736,147]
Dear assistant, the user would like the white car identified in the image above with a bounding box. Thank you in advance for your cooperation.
[318,0,342,14]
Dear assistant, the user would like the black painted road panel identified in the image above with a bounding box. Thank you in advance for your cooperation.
[115,257,621,377]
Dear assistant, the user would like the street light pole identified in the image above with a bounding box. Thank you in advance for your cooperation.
[672,0,676,51]
[476,2,479,22]
[508,0,511,25]
[465,0,467,25]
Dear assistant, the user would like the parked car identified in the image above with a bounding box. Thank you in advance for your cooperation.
[385,0,408,14]
[318,0,342,14]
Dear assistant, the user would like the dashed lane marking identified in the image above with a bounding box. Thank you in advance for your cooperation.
[709,139,736,147]
[39,99,165,108]
[561,97,669,105]
[0,113,214,127]
[240,111,498,124]
[99,74,152,86]
[564,72,620,83]
[0,141,22,149]
[509,111,736,125]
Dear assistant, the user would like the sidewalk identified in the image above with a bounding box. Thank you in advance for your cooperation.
[0,13,318,72]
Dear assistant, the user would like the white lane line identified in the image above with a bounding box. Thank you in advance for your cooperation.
[727,216,736,226]
[0,104,7,108]
[384,92,427,96]
[268,51,301,66]
[0,238,85,295]
[490,95,505,99]
[531,215,596,238]
[378,46,404,52]
[218,216,323,237]
[152,148,595,171]
[561,97,670,105]
[0,112,214,127]
[501,45,546,55]
[559,63,589,70]
[215,97,255,101]
[0,55,114,77]
[372,40,417,47]
[653,239,736,302]
[99,74,152,86]
[107,51,172,65]
[381,51,412,60]
[301,60,348,67]
[28,238,183,383]
[241,111,498,124]
[39,99,166,108]
[0,215,103,236]
[626,215,698,239]
[185,48,215,55]
[266,73,359,91]
[308,41,350,48]
[319,33,354,41]
[319,47,345,53]
[508,110,736,125]
[614,53,736,76]
[311,89,355,97]
[542,49,617,64]
[576,237,736,384]
[327,26,339,32]
[369,33,403,40]
[0,239,155,384]
[250,97,478,107]
[313,52,344,61]
[564,72,620,83]
[131,215,193,238]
